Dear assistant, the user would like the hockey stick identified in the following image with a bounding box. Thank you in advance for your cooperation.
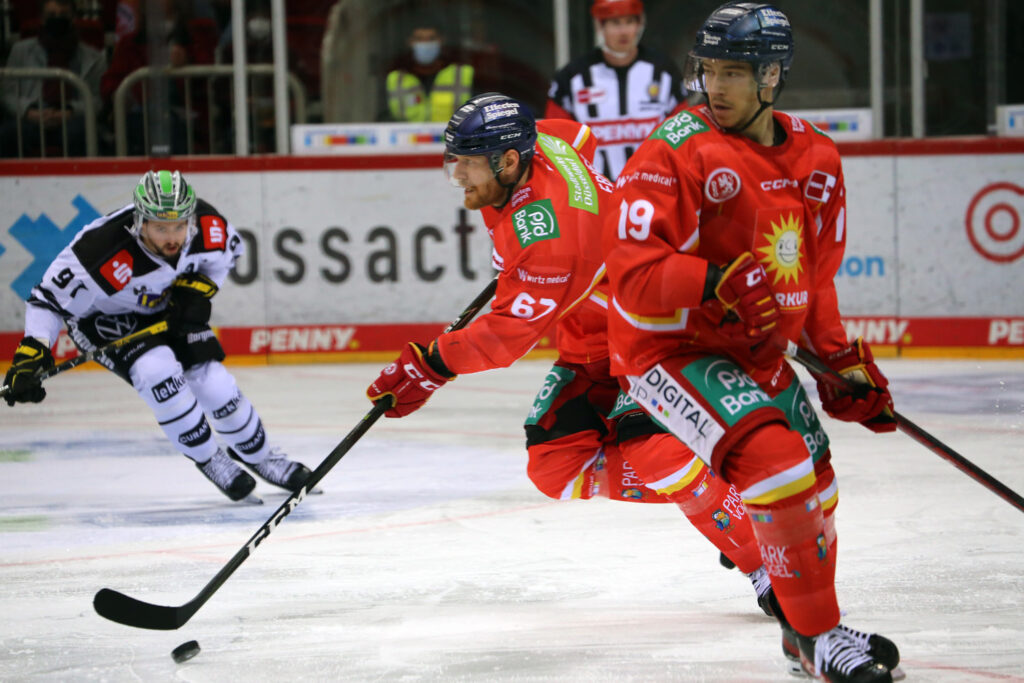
[93,276,499,630]
[1,320,169,399]
[781,339,1024,514]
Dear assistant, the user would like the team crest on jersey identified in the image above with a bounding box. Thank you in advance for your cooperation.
[200,215,226,248]
[512,199,560,249]
[753,208,808,311]
[705,167,742,203]
[647,82,661,100]
[99,249,133,290]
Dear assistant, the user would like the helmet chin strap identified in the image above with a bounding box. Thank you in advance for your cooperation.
[490,152,530,210]
[712,80,786,135]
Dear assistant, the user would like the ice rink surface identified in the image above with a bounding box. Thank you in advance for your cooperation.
[1,358,1022,682]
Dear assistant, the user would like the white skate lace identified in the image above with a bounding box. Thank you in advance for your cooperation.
[201,449,243,487]
[253,447,296,482]
[746,566,772,598]
[813,628,874,677]
[837,623,874,649]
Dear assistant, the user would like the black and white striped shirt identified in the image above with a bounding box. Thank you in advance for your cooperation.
[546,46,686,180]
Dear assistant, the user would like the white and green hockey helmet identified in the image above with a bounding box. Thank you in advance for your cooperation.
[132,169,197,234]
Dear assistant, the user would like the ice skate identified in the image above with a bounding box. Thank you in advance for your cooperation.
[196,448,259,503]
[745,565,775,617]
[782,622,895,682]
[229,446,312,492]
[781,618,902,679]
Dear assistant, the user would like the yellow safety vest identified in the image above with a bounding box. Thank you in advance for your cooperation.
[386,63,474,122]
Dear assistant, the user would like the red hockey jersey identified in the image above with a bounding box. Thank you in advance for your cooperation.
[603,105,850,384]
[436,119,615,374]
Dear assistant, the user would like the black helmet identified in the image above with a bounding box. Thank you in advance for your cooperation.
[444,92,537,172]
[688,2,794,88]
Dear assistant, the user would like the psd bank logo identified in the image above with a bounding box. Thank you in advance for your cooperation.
[1,195,101,299]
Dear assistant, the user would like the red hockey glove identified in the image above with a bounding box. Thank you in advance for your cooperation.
[4,337,54,406]
[367,341,455,418]
[703,252,781,344]
[817,337,897,433]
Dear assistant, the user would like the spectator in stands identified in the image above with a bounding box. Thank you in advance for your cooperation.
[384,19,473,122]
[0,0,106,158]
[101,0,215,154]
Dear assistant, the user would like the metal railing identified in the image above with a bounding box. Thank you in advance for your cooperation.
[0,67,98,157]
[113,64,308,156]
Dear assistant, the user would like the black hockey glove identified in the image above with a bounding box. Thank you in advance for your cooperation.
[4,337,54,406]
[165,273,218,335]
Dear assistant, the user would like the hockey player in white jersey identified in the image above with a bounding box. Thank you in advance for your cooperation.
[3,170,311,502]
[545,0,686,181]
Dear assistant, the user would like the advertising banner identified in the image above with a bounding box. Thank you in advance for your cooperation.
[1,139,1022,363]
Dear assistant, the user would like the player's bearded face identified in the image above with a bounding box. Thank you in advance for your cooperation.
[702,59,763,129]
[446,154,505,210]
[141,219,190,257]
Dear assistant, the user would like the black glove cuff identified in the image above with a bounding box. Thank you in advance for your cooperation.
[423,339,456,379]
[702,262,724,303]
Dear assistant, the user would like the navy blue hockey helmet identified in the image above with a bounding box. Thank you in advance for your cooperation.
[444,93,537,175]
[688,2,794,88]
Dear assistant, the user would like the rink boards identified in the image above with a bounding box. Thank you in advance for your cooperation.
[0,136,1022,362]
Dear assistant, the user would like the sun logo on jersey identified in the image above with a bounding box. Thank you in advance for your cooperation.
[757,212,804,285]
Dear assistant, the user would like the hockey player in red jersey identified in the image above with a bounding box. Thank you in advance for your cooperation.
[602,3,901,681]
[545,0,686,181]
[366,93,772,608]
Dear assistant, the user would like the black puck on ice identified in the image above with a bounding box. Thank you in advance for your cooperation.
[171,640,201,663]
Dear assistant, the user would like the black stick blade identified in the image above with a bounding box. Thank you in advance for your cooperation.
[94,588,189,630]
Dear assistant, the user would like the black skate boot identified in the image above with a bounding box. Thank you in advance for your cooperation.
[229,447,311,492]
[196,448,258,502]
[745,565,776,617]
[767,589,900,680]
[789,625,893,682]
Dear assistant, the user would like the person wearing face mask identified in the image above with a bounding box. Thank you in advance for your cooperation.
[384,20,474,122]
[545,0,686,181]
[0,0,106,157]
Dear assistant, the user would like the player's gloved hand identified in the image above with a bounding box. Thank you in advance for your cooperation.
[165,273,218,334]
[817,337,897,433]
[3,337,54,406]
[703,252,781,344]
[366,340,455,418]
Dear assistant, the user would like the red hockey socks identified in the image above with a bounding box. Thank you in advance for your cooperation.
[723,423,840,636]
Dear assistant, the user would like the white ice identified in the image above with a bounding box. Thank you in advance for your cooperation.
[1,358,1022,682]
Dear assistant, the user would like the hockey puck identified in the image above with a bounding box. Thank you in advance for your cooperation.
[171,640,200,663]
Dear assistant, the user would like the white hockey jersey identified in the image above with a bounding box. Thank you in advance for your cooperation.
[545,45,686,180]
[24,199,243,345]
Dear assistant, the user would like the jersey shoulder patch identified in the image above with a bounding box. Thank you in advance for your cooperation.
[71,210,159,295]
[191,199,229,253]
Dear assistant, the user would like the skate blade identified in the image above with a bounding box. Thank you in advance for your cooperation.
[891,665,906,681]
[784,658,807,677]
[239,494,264,505]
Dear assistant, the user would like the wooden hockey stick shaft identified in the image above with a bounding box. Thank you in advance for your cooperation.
[781,339,1024,514]
[1,320,169,399]
[93,276,499,630]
